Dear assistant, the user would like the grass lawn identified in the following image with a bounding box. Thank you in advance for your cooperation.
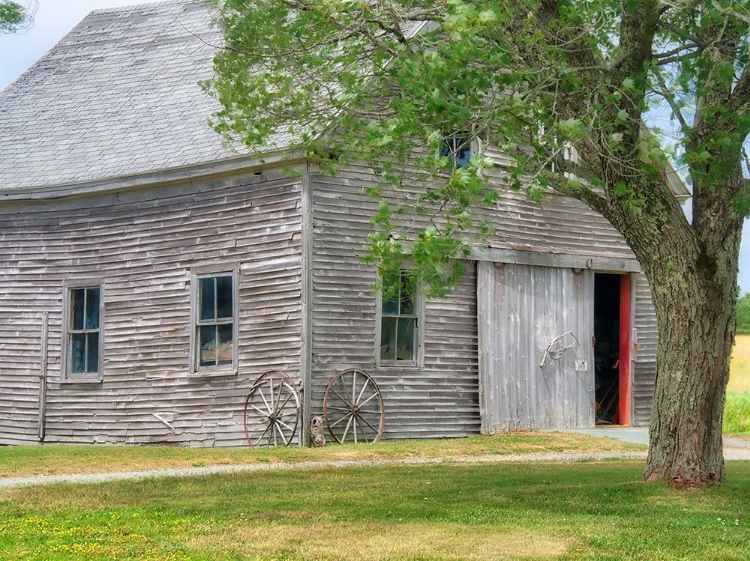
[1,460,749,560]
[0,432,643,479]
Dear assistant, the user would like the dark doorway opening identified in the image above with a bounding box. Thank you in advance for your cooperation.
[594,274,622,425]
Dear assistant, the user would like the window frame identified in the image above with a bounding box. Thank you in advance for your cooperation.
[375,272,425,368]
[61,278,104,384]
[189,266,239,376]
[440,131,475,169]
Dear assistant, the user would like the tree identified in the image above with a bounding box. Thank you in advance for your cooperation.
[0,0,34,33]
[205,0,750,484]
[736,293,750,335]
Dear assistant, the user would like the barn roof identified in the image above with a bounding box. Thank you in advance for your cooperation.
[0,0,289,194]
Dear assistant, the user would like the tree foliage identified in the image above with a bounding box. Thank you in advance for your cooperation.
[737,293,750,335]
[206,0,750,483]
[0,0,34,33]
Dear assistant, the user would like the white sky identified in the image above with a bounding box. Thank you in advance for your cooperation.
[2,0,750,295]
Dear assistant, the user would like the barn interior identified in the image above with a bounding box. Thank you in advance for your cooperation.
[594,274,622,424]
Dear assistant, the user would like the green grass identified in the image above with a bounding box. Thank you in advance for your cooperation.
[724,392,750,434]
[1,461,749,560]
[0,432,643,479]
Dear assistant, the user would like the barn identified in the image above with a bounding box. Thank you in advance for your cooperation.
[0,0,688,446]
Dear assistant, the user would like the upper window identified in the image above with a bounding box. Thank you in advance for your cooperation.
[193,271,237,373]
[441,132,472,168]
[378,272,421,366]
[64,285,102,380]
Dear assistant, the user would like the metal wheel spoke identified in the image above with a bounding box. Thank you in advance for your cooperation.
[341,414,354,442]
[356,414,379,434]
[268,376,276,415]
[355,377,370,405]
[329,386,352,408]
[275,424,289,446]
[355,417,370,443]
[252,424,271,447]
[337,376,351,406]
[358,392,379,408]
[275,389,295,415]
[329,412,352,428]
[249,403,272,417]
[257,385,272,413]
[277,419,295,432]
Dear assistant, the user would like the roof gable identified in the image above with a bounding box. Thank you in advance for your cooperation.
[0,0,283,192]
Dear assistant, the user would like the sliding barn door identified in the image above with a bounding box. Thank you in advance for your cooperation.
[478,262,595,432]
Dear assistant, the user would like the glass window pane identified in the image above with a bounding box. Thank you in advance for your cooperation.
[400,289,414,315]
[199,325,217,366]
[216,276,233,319]
[199,277,215,321]
[380,317,397,361]
[72,289,85,330]
[396,318,415,361]
[71,333,86,374]
[217,323,233,365]
[382,294,399,316]
[85,288,100,330]
[86,332,99,374]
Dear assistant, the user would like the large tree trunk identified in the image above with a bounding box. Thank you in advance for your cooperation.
[644,271,735,484]
[637,214,742,484]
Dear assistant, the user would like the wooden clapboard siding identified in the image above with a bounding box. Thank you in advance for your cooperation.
[309,169,480,439]
[0,171,304,446]
[632,272,658,426]
[478,262,595,432]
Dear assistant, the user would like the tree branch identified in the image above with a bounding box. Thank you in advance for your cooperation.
[651,64,690,131]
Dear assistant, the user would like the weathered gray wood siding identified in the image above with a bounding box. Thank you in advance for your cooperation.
[632,272,658,426]
[309,170,480,439]
[478,262,595,431]
[0,171,303,446]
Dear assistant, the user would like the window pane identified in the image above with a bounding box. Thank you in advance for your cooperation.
[400,289,414,315]
[380,317,397,361]
[216,276,233,319]
[86,332,99,374]
[72,289,85,330]
[382,293,399,316]
[199,277,215,321]
[217,323,233,365]
[199,325,217,366]
[396,318,415,361]
[85,288,100,330]
[71,333,86,374]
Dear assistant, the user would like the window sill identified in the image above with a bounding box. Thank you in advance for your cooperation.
[60,376,102,385]
[377,361,421,370]
[188,367,238,379]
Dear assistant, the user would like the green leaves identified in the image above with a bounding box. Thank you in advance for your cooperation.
[206,0,749,298]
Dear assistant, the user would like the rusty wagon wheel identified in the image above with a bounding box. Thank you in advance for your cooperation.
[243,370,300,447]
[323,368,385,443]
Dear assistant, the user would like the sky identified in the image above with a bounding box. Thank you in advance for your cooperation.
[2,0,750,295]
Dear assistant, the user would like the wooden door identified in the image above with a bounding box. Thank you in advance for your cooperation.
[478,262,595,432]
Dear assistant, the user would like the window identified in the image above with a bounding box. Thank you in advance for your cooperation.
[192,270,238,373]
[378,272,422,366]
[63,284,102,380]
[441,131,472,168]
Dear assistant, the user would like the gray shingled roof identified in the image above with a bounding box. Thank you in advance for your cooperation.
[0,0,283,191]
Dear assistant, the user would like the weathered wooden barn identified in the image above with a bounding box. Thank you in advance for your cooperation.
[0,0,688,447]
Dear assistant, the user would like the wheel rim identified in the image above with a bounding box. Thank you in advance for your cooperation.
[323,368,385,443]
[243,370,300,447]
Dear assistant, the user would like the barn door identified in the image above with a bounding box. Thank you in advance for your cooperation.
[478,262,595,433]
